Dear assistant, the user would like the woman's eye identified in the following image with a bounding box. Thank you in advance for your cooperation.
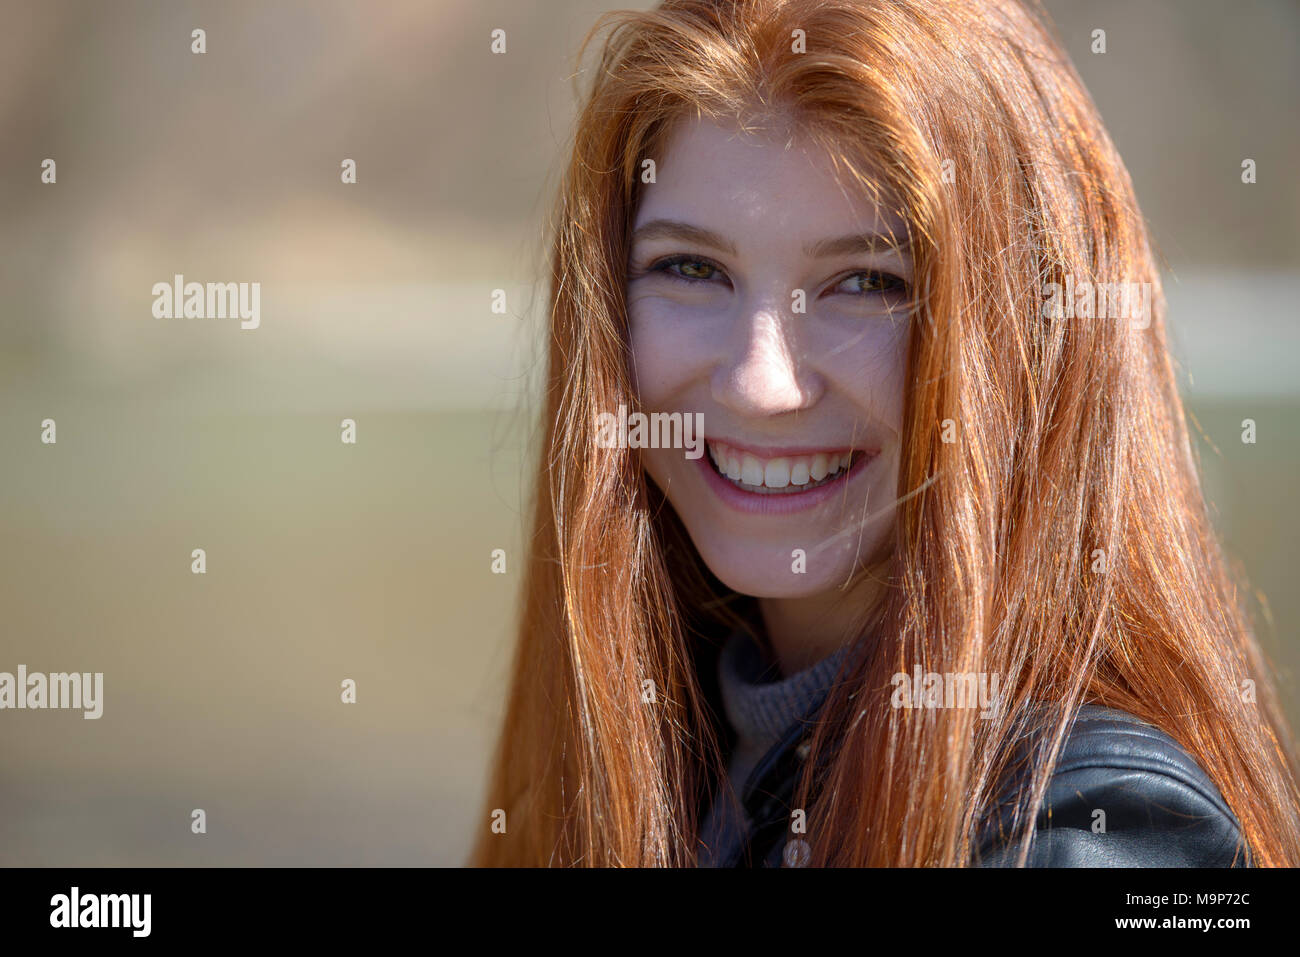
[676,261,716,279]
[651,256,725,282]
[834,270,906,295]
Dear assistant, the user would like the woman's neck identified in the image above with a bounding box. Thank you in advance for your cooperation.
[756,563,890,677]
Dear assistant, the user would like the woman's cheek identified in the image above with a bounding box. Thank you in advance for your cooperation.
[627,301,705,407]
[821,323,908,434]
[638,446,683,503]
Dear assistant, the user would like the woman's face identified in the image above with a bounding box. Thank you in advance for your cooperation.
[627,115,911,600]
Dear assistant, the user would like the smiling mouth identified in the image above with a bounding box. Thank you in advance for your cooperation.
[706,439,869,495]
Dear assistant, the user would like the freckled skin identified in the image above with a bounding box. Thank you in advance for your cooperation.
[627,115,911,643]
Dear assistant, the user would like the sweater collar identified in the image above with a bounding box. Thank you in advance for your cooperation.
[717,627,851,751]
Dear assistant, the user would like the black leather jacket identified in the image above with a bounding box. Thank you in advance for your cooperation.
[719,703,1250,867]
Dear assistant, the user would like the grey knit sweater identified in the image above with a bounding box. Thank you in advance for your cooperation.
[697,628,850,867]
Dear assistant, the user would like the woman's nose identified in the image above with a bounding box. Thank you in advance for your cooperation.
[710,302,824,418]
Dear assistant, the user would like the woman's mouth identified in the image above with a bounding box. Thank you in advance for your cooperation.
[696,438,876,515]
[707,439,861,493]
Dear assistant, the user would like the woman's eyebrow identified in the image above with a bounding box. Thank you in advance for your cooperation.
[630,219,737,254]
[631,219,909,261]
[804,232,911,259]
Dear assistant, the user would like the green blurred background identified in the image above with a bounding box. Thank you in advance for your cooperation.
[0,0,1296,864]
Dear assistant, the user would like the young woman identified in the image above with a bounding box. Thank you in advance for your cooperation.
[470,0,1300,866]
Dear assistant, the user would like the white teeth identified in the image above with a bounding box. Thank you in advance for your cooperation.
[764,459,790,488]
[706,440,862,491]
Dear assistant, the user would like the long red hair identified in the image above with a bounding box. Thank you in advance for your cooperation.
[471,0,1300,866]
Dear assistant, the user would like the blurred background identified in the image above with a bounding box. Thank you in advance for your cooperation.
[0,0,1296,865]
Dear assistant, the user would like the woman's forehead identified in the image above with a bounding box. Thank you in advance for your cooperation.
[634,114,909,248]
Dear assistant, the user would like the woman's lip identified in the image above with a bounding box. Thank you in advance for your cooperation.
[705,436,877,458]
[694,445,876,515]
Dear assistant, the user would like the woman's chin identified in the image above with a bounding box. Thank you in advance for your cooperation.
[699,551,851,600]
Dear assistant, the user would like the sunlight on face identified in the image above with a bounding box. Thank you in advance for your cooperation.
[627,114,911,600]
